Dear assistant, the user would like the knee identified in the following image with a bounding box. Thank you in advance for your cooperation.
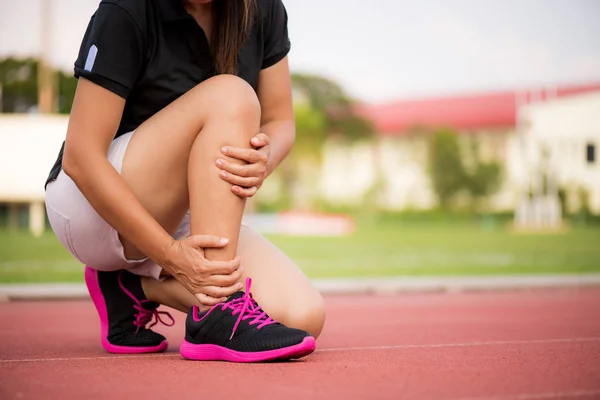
[282,292,326,339]
[200,74,260,123]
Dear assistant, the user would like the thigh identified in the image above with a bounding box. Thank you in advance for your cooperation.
[46,171,146,271]
[236,226,326,337]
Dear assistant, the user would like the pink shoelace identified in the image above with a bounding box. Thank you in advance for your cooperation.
[118,272,175,333]
[223,277,276,340]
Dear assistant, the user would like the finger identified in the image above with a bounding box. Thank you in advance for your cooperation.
[251,133,270,148]
[217,159,265,178]
[200,256,242,275]
[232,185,258,198]
[221,146,266,164]
[206,269,244,287]
[200,284,242,299]
[219,170,261,187]
[187,235,229,249]
[195,292,226,306]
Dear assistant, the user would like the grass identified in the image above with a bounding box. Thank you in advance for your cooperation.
[1,219,599,283]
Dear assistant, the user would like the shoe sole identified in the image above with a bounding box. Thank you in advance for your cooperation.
[179,336,316,362]
[84,266,168,354]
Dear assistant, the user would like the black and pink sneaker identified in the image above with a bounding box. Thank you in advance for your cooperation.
[85,267,174,354]
[180,278,315,362]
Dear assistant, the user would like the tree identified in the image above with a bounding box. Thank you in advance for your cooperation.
[290,103,327,160]
[290,73,373,142]
[428,128,466,208]
[0,58,38,113]
[0,57,76,114]
[462,137,503,210]
[268,104,327,210]
[428,129,503,210]
[57,70,77,113]
[290,73,351,112]
[267,73,374,210]
[464,161,502,209]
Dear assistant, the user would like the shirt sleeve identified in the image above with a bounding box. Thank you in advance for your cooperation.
[73,2,144,99]
[261,0,291,69]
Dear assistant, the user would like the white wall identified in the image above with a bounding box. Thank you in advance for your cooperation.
[320,133,512,211]
[0,114,68,202]
[320,137,437,210]
[520,91,600,213]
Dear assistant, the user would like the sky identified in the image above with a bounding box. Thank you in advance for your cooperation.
[0,0,599,103]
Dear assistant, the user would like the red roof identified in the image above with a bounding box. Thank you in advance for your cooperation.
[357,83,600,136]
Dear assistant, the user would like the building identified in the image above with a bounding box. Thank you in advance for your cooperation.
[1,83,599,236]
[516,91,600,217]
[0,114,67,236]
[318,83,600,215]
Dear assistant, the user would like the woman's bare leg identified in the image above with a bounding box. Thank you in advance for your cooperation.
[118,74,324,335]
[142,276,199,312]
[142,225,326,338]
[120,75,258,264]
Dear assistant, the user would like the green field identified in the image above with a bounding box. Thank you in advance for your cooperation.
[1,219,599,283]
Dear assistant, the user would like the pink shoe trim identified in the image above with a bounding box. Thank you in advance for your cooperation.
[179,336,316,362]
[84,266,168,354]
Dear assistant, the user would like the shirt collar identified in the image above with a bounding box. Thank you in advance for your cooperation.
[156,0,191,23]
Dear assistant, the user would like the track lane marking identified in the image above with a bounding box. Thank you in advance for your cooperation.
[455,389,600,400]
[1,337,599,363]
[318,337,600,352]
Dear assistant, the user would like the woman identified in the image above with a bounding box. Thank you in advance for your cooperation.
[44,0,325,362]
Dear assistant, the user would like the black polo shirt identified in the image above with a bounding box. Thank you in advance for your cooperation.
[46,0,290,187]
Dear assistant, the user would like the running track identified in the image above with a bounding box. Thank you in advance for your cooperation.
[1,289,599,399]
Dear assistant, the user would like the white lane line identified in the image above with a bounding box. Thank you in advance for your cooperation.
[455,389,600,400]
[318,337,600,352]
[1,337,599,364]
[0,353,180,363]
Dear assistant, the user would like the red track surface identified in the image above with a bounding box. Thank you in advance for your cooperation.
[1,289,600,399]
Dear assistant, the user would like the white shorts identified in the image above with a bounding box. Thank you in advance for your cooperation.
[45,131,191,280]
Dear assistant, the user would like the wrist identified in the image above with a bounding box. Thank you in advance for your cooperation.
[155,237,178,271]
[264,149,276,177]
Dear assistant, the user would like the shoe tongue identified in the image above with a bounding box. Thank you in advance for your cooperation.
[226,291,246,302]
[119,270,148,301]
[142,301,160,311]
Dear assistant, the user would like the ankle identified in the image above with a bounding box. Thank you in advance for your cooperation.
[141,277,155,302]
[197,303,211,313]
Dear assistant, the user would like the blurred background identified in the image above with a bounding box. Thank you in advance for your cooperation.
[0,0,599,283]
